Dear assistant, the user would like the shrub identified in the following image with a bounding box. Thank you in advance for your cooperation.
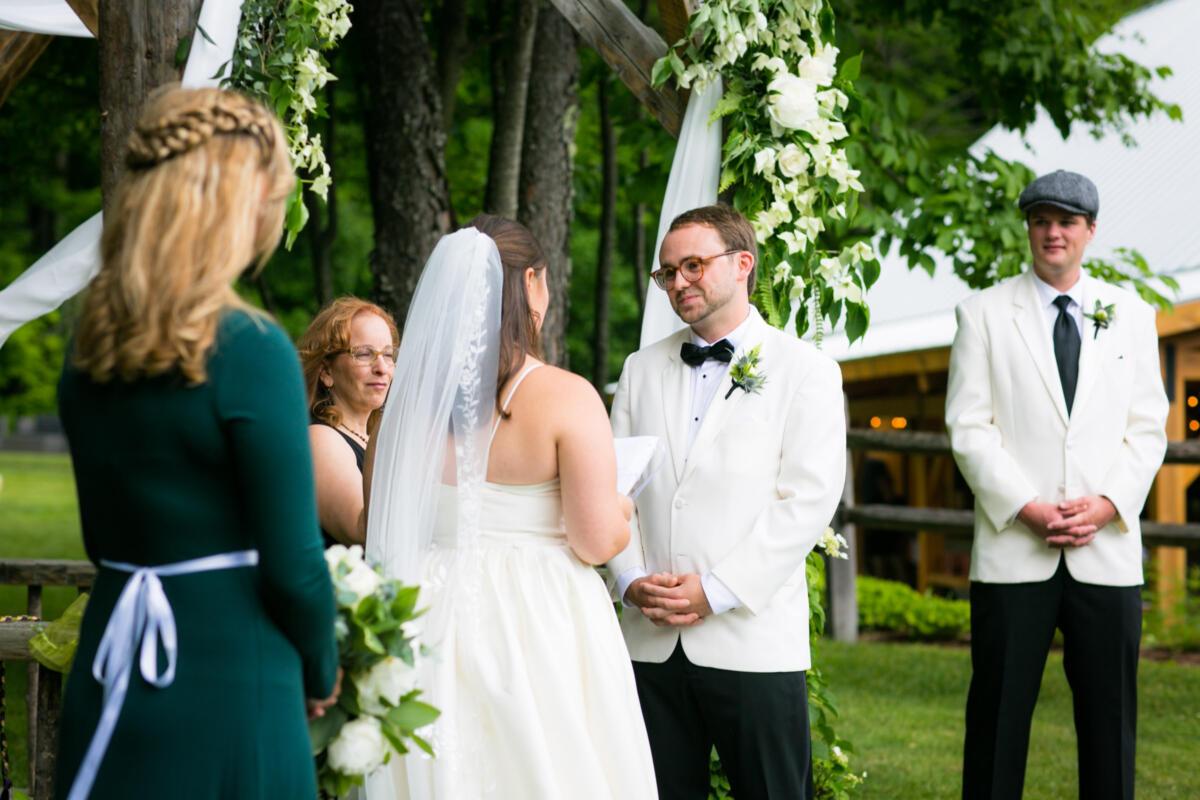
[857,576,970,641]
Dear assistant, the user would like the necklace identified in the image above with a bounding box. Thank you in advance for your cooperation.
[339,423,368,446]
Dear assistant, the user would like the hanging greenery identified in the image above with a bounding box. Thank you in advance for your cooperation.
[654,0,881,346]
[225,0,353,247]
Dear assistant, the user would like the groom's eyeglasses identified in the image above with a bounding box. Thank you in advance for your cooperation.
[338,346,397,365]
[650,250,741,291]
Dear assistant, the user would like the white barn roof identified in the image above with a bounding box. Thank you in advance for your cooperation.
[824,0,1200,363]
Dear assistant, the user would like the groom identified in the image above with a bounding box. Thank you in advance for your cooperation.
[609,204,846,800]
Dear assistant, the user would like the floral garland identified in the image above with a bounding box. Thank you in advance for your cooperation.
[655,3,869,795]
[226,0,352,246]
[653,0,882,345]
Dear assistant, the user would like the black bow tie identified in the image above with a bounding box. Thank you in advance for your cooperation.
[680,339,735,367]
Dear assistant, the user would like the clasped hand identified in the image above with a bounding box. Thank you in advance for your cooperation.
[1019,496,1117,548]
[625,572,711,627]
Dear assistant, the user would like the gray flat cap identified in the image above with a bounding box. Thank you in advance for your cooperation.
[1018,170,1099,218]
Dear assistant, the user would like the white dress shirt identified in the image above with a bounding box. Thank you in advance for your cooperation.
[1033,272,1084,341]
[615,313,752,615]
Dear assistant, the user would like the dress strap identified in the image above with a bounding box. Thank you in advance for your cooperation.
[490,363,543,441]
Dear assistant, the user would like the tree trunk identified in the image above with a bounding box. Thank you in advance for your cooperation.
[484,0,539,219]
[519,4,578,367]
[592,76,618,390]
[307,83,337,306]
[99,0,203,208]
[360,0,452,326]
[435,0,470,129]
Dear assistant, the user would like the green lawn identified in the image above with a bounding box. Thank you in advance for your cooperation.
[820,639,1200,799]
[1,454,1198,797]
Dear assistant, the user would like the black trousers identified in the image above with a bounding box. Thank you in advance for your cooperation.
[633,640,814,800]
[962,558,1142,800]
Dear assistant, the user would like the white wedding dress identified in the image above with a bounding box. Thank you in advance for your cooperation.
[385,367,658,799]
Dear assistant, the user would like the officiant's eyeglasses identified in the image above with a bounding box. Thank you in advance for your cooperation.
[338,346,396,365]
[650,250,741,290]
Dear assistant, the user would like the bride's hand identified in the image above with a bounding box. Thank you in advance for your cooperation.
[307,668,343,721]
[617,493,634,522]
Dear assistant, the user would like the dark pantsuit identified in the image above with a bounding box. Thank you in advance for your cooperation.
[963,557,1141,800]
[633,640,814,800]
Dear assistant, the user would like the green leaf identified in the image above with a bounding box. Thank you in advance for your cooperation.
[308,704,348,754]
[284,187,309,249]
[174,35,193,69]
[862,258,881,289]
[838,52,863,83]
[197,23,216,46]
[387,700,442,732]
[651,57,673,88]
[845,303,870,343]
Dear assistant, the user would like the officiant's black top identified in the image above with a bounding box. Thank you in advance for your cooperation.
[55,309,338,799]
[310,418,365,548]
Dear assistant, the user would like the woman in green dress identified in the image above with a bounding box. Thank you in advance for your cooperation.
[54,86,339,799]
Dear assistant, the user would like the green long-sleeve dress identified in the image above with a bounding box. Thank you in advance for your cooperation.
[54,309,339,799]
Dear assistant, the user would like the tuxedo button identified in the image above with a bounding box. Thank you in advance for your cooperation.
[674,498,685,509]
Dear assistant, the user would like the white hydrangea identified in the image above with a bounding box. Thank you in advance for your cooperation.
[817,528,850,559]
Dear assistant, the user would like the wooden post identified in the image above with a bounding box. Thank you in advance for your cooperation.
[98,0,203,205]
[27,584,43,793]
[33,668,62,800]
[828,398,859,642]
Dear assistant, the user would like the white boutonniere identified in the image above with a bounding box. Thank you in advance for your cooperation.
[1083,299,1116,340]
[725,344,767,399]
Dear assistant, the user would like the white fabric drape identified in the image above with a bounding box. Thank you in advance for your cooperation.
[0,0,91,37]
[0,0,245,349]
[638,77,724,350]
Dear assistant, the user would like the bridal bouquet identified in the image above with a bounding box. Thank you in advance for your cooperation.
[312,544,439,798]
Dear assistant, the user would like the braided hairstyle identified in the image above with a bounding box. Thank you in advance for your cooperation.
[74,85,293,384]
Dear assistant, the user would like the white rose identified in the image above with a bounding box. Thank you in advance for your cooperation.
[355,656,419,715]
[342,559,383,603]
[798,42,839,87]
[777,144,811,178]
[767,74,820,130]
[326,717,388,776]
[324,544,349,571]
[753,147,777,176]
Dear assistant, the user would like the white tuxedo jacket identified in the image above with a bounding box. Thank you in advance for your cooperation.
[609,308,845,672]
[945,270,1168,586]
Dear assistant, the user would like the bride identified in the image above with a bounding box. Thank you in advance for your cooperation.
[363,215,658,799]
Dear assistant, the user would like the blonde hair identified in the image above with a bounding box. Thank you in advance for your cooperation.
[74,85,294,384]
[298,297,400,428]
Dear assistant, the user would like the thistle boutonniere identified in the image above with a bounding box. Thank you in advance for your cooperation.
[725,344,767,399]
[1083,299,1116,340]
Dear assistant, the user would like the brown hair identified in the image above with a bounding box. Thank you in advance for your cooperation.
[73,85,293,384]
[667,203,759,294]
[298,297,400,428]
[464,214,547,416]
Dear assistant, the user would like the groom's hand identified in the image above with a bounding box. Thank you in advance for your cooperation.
[635,573,711,626]
[626,573,703,626]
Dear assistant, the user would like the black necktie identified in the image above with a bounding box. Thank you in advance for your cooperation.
[680,339,734,367]
[1052,295,1080,414]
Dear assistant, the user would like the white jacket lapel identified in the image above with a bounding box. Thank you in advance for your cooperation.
[1071,276,1116,418]
[1012,271,1070,426]
[659,333,691,483]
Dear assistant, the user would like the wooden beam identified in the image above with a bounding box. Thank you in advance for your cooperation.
[840,347,952,384]
[1157,299,1200,340]
[66,0,101,37]
[0,619,39,660]
[546,0,685,137]
[0,31,53,108]
[656,0,694,46]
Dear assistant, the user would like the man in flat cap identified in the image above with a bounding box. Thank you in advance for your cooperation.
[945,170,1168,799]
